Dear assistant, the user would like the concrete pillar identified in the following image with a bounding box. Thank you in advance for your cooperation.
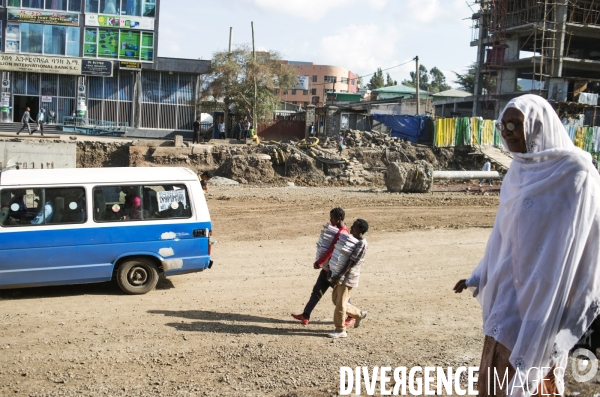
[496,35,519,118]
[305,104,316,139]
[174,135,184,147]
[133,71,142,129]
[325,106,339,137]
[552,0,569,78]
[472,13,488,117]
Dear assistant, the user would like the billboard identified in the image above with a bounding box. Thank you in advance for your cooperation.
[7,9,79,26]
[293,76,309,90]
[85,14,155,31]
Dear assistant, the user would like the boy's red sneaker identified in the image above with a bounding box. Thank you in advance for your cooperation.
[291,313,309,325]
[344,317,355,327]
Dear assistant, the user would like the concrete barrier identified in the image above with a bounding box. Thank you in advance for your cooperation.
[0,140,76,169]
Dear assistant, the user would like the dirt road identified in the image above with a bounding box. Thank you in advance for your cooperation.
[0,186,598,396]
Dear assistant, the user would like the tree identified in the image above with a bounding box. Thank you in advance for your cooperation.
[357,76,364,88]
[385,73,397,87]
[453,63,496,94]
[368,68,385,89]
[202,45,298,124]
[429,67,451,93]
[402,64,429,90]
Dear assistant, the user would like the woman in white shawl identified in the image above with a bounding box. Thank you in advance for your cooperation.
[454,94,600,396]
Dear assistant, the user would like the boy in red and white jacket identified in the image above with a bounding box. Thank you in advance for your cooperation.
[291,207,355,327]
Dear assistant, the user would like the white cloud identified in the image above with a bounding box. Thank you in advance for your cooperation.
[368,0,388,9]
[317,24,404,77]
[250,0,348,19]
[406,0,442,23]
[249,0,389,19]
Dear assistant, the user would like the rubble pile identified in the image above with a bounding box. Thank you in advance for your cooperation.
[339,129,402,149]
[74,131,489,189]
[385,161,434,193]
[217,154,276,184]
[76,141,129,168]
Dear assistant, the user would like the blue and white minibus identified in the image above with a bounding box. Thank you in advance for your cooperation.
[0,167,213,294]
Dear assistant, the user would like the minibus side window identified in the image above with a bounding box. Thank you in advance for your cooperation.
[0,187,86,227]
[92,184,191,222]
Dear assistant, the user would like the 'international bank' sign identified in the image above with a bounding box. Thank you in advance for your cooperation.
[0,54,113,77]
[8,9,79,27]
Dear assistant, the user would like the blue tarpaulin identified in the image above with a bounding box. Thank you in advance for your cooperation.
[372,114,431,143]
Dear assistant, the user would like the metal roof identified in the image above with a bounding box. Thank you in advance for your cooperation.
[0,167,199,186]
[372,84,429,95]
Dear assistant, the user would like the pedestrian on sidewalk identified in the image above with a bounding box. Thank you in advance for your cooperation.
[291,208,355,327]
[193,117,201,144]
[478,160,492,187]
[327,219,369,339]
[234,121,242,141]
[243,120,250,140]
[34,108,45,136]
[218,120,226,139]
[16,107,35,135]
[337,133,344,154]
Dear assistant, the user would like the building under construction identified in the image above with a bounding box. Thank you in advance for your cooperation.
[471,0,600,123]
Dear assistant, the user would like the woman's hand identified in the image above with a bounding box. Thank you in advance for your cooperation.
[454,279,468,293]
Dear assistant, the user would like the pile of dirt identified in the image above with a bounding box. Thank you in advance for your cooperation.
[76,141,129,168]
[284,152,325,185]
[217,154,277,184]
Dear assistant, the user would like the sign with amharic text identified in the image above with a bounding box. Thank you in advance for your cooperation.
[0,54,113,76]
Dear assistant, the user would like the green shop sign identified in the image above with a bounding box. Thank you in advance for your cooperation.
[7,9,79,27]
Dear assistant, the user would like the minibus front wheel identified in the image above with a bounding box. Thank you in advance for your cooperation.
[116,258,160,295]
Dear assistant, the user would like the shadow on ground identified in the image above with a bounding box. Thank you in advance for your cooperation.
[0,275,175,300]
[150,309,332,337]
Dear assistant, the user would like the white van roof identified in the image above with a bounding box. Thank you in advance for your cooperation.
[0,167,199,186]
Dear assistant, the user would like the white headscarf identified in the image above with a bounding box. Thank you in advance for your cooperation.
[467,94,600,395]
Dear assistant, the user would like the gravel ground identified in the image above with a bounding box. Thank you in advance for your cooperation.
[0,186,597,396]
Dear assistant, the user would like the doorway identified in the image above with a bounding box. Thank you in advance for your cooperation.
[13,96,40,123]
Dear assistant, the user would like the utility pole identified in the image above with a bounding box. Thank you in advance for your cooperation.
[415,56,420,115]
[251,21,257,131]
[224,27,233,138]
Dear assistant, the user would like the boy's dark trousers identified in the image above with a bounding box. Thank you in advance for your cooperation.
[302,269,331,320]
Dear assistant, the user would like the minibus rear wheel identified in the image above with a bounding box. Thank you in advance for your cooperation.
[117,258,159,295]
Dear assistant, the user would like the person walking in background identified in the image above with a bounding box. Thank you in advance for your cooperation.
[337,133,344,154]
[218,120,226,139]
[454,94,600,396]
[309,122,315,138]
[234,121,242,141]
[291,208,355,327]
[327,219,369,339]
[478,160,492,187]
[243,120,250,140]
[16,107,35,135]
[193,117,201,144]
[34,108,45,136]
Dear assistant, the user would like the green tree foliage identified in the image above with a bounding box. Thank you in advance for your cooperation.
[368,68,385,89]
[453,63,496,94]
[429,67,451,93]
[402,65,450,93]
[202,45,297,122]
[385,73,397,87]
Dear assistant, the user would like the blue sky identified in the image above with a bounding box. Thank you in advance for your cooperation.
[158,0,477,87]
